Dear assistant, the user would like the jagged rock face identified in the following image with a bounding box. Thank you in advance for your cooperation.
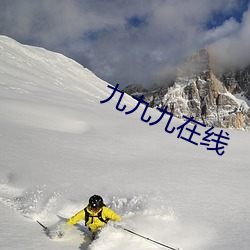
[218,66,250,99]
[123,84,147,97]
[124,49,250,129]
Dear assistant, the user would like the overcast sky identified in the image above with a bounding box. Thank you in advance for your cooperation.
[0,0,249,88]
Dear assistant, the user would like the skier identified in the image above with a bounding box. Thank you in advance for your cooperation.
[66,194,121,239]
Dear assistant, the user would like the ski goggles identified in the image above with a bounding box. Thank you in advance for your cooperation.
[89,205,101,212]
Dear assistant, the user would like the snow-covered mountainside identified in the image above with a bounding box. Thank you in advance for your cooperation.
[124,49,250,130]
[0,36,250,250]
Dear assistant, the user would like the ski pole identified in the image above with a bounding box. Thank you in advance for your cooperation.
[37,220,48,231]
[122,227,180,250]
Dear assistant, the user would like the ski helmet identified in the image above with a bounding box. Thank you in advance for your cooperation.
[89,195,104,210]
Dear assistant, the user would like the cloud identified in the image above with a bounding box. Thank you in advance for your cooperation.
[200,18,240,45]
[0,0,249,88]
[209,4,250,69]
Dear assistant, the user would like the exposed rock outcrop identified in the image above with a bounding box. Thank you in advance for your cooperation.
[123,49,250,129]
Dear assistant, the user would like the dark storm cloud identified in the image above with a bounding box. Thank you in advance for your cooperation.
[0,0,249,88]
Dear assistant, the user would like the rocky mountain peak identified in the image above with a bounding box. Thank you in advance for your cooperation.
[177,48,210,78]
[123,49,250,130]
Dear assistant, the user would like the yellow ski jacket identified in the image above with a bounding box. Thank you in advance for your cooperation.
[67,206,121,233]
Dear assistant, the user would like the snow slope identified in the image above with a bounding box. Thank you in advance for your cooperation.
[0,36,249,250]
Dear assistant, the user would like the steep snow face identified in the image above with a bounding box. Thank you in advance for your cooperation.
[0,36,250,250]
[0,35,136,134]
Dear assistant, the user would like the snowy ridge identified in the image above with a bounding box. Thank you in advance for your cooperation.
[0,36,250,250]
[0,35,134,107]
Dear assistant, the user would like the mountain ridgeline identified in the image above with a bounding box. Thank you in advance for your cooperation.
[123,49,250,129]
